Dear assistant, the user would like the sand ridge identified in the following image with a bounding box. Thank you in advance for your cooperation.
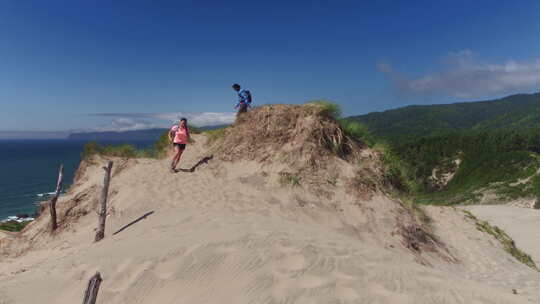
[1,134,540,303]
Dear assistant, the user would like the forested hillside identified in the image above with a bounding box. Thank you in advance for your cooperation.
[348,92,540,206]
[349,92,540,140]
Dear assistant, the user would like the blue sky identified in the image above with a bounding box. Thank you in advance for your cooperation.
[1,0,540,136]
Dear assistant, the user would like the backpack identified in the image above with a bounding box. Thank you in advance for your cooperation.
[242,89,252,104]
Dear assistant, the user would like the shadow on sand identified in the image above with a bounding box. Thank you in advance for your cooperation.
[177,155,214,173]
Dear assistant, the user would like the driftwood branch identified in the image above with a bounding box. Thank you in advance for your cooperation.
[95,161,113,242]
[82,272,102,304]
[49,164,64,231]
[112,211,154,235]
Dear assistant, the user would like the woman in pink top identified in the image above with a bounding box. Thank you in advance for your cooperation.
[168,118,190,172]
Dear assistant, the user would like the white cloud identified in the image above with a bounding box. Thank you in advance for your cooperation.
[378,50,540,99]
[149,112,236,126]
[81,111,236,132]
[87,118,161,132]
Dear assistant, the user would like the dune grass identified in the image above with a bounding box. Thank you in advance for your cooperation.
[82,126,204,160]
[339,119,374,146]
[463,210,538,270]
[306,100,342,119]
[82,142,155,159]
[0,220,30,232]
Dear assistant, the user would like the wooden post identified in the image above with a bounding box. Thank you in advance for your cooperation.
[95,161,113,242]
[49,164,64,231]
[82,272,102,304]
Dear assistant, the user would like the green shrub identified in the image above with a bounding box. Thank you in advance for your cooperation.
[102,144,137,158]
[153,131,171,157]
[82,141,103,159]
[339,119,374,146]
[375,142,418,194]
[307,100,342,119]
[0,220,30,232]
[82,141,152,159]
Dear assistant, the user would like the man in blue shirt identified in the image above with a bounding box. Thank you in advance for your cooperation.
[232,83,252,115]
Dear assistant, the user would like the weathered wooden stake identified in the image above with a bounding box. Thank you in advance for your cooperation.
[95,161,113,242]
[82,272,102,304]
[49,164,64,231]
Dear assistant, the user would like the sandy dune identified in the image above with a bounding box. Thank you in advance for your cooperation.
[465,205,540,266]
[1,134,540,303]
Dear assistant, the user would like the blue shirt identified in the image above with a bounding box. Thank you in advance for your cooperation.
[235,89,252,108]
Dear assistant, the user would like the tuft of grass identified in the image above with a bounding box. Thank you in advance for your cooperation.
[0,220,31,232]
[463,210,538,270]
[81,141,102,159]
[82,142,139,159]
[279,172,301,187]
[339,119,374,146]
[306,100,342,119]
[402,198,432,226]
[102,144,138,158]
[153,131,172,158]
[375,142,419,194]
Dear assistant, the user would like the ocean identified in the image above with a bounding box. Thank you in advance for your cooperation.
[0,140,154,221]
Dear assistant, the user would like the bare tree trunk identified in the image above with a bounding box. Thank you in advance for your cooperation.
[95,161,113,242]
[82,272,102,304]
[49,164,64,231]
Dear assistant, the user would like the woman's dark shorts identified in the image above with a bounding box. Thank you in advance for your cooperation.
[173,143,186,150]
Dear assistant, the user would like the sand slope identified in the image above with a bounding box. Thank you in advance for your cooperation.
[465,205,540,266]
[1,135,540,303]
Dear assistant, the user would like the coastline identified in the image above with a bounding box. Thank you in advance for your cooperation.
[0,139,154,223]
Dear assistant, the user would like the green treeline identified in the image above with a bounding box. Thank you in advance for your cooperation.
[350,92,540,141]
[347,92,540,205]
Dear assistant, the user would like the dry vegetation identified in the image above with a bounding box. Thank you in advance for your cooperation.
[209,103,364,168]
[206,103,448,258]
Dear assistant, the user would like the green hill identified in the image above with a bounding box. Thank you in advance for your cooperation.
[349,92,540,140]
[346,92,540,206]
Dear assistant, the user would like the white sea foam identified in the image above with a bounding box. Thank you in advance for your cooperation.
[1,215,35,223]
[36,192,56,197]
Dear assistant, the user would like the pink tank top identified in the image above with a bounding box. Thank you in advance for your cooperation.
[171,125,188,144]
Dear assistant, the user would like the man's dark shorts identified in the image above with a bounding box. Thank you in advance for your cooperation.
[238,103,248,114]
[173,143,186,150]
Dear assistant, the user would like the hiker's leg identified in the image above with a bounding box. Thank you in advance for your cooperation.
[236,104,248,123]
[171,145,180,169]
[240,103,248,114]
[175,146,185,165]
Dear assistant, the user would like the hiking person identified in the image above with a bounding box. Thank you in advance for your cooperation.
[232,83,252,115]
[168,118,190,172]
